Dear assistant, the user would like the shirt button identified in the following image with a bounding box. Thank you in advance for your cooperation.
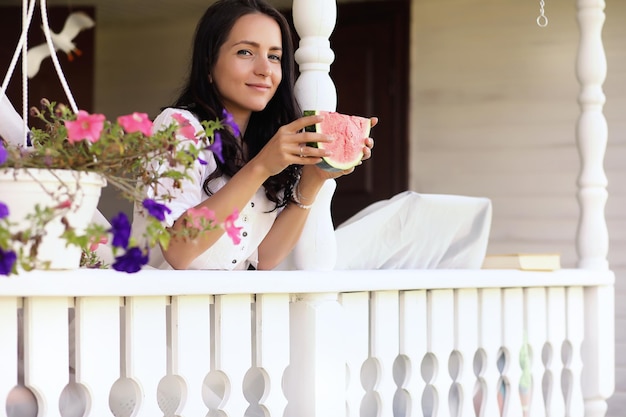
[242,231,248,237]
[232,259,237,264]
[251,202,255,208]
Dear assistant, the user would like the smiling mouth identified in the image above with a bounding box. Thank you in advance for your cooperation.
[247,83,271,90]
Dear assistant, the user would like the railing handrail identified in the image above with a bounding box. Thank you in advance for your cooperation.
[0,268,614,297]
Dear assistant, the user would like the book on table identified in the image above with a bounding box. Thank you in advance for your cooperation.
[481,253,561,271]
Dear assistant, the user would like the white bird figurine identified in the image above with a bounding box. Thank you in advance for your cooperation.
[26,11,95,79]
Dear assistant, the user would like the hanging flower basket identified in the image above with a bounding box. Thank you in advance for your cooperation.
[0,100,235,275]
[0,167,105,270]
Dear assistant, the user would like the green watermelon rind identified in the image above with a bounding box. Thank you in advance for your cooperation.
[303,110,370,172]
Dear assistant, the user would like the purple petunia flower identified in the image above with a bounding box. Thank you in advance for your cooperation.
[0,248,17,275]
[109,212,131,249]
[112,246,149,273]
[207,132,224,164]
[0,143,7,165]
[142,199,172,222]
[221,109,240,137]
[0,202,9,219]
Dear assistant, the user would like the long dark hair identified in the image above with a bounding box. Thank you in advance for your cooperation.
[172,0,301,209]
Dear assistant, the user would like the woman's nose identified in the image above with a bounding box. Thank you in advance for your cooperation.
[255,57,272,77]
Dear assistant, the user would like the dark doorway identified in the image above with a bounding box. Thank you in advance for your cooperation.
[285,1,410,226]
[330,0,409,226]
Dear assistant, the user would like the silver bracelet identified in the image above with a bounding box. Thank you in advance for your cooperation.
[292,184,315,209]
[291,199,313,210]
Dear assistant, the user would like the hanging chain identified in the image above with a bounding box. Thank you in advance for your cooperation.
[537,0,548,27]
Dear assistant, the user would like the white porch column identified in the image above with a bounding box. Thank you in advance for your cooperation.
[288,2,345,416]
[575,0,608,271]
[292,0,337,112]
[575,1,615,416]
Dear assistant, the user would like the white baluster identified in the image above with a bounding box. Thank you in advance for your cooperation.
[564,287,585,416]
[289,293,344,417]
[545,288,566,416]
[501,288,524,416]
[170,295,212,415]
[212,294,252,416]
[575,0,608,270]
[399,290,427,417]
[428,289,454,416]
[23,297,69,417]
[0,297,19,417]
[582,285,614,417]
[370,291,400,416]
[478,288,502,417]
[454,289,478,417]
[124,296,167,417]
[523,288,547,417]
[74,297,121,417]
[254,294,289,416]
[341,292,369,417]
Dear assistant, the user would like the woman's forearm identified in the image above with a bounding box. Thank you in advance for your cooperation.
[256,202,312,269]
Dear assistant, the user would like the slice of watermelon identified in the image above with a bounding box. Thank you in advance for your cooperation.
[304,110,371,172]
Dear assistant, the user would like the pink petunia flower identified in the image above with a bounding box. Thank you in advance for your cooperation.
[172,113,198,143]
[186,206,217,229]
[117,112,153,136]
[64,110,105,143]
[55,200,72,209]
[224,209,242,245]
[89,236,108,252]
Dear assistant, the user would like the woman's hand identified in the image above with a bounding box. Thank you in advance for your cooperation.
[249,114,335,178]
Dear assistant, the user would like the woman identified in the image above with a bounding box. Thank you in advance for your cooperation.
[132,0,375,271]
[134,0,493,272]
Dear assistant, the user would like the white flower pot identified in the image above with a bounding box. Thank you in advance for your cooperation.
[0,168,106,270]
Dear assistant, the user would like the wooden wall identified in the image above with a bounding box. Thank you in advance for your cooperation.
[410,0,625,414]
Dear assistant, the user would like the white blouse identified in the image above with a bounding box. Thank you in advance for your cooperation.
[132,108,278,270]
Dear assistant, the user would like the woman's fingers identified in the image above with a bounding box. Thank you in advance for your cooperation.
[362,117,377,161]
[361,137,374,161]
[286,114,323,133]
[294,143,329,163]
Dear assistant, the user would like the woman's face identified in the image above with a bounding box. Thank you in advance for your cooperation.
[212,13,283,130]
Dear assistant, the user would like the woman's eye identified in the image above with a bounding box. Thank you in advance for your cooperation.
[269,54,282,62]
[237,49,252,56]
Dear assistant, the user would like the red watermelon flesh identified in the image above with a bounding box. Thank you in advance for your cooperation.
[304,110,371,172]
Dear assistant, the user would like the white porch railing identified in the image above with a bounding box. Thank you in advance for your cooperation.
[0,268,614,417]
